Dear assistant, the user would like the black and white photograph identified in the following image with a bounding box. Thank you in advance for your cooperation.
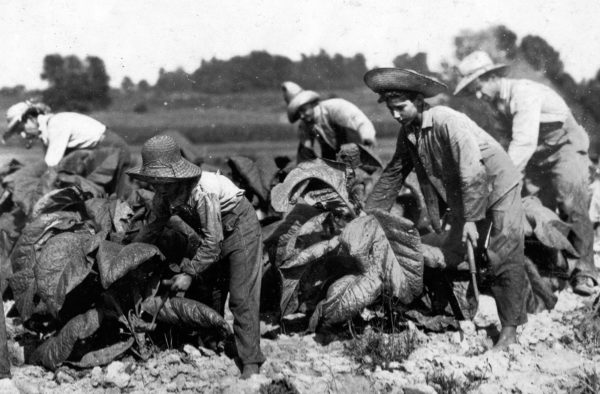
[1,1,599,392]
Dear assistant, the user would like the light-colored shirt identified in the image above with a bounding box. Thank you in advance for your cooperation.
[298,98,376,158]
[147,171,245,277]
[38,112,106,167]
[496,78,571,172]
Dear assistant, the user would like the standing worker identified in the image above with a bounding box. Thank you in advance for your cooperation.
[364,68,529,349]
[282,81,377,162]
[3,101,132,198]
[127,135,264,379]
[454,51,598,296]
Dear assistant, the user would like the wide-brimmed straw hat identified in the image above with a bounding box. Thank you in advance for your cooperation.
[3,101,51,143]
[286,89,320,123]
[453,51,509,95]
[363,68,447,98]
[281,81,303,104]
[127,135,203,183]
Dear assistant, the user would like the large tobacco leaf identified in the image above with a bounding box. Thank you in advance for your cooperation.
[228,156,269,204]
[9,211,86,320]
[312,272,382,327]
[34,232,99,317]
[30,308,102,370]
[67,338,134,368]
[3,160,49,216]
[141,296,231,335]
[31,186,90,218]
[96,241,164,289]
[0,230,13,295]
[271,159,352,213]
[369,209,423,302]
[522,196,577,256]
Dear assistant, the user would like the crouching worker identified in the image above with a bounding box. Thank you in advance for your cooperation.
[364,68,529,349]
[127,135,265,378]
[3,101,132,198]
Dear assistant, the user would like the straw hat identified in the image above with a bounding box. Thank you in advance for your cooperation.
[127,135,203,183]
[453,51,509,95]
[285,84,320,123]
[3,101,51,143]
[363,68,447,98]
[281,81,303,104]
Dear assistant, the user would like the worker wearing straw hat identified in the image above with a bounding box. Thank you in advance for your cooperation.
[364,67,529,349]
[3,101,132,198]
[128,135,265,378]
[282,81,377,162]
[455,51,597,296]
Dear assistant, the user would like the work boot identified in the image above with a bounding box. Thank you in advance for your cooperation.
[241,363,260,380]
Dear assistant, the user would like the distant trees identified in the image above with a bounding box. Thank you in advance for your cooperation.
[154,49,368,94]
[40,54,111,111]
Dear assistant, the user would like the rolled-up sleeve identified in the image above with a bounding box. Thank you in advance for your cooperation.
[365,130,413,211]
[508,90,542,172]
[180,191,224,277]
[445,116,489,222]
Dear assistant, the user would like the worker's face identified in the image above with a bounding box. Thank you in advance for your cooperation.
[21,117,40,138]
[386,96,419,125]
[466,78,496,103]
[152,182,189,209]
[298,102,316,124]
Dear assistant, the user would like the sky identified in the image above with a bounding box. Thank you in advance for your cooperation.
[1,0,599,89]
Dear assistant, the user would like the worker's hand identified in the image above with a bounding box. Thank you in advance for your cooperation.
[462,221,479,249]
[170,273,193,292]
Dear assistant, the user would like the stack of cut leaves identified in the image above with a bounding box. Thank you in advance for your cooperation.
[266,158,424,329]
[1,174,231,370]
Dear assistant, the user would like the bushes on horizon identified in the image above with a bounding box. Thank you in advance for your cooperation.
[41,54,111,112]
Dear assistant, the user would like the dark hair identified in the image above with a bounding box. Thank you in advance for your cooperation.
[377,90,421,103]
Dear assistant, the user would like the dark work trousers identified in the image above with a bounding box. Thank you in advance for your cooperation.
[441,184,529,327]
[96,130,133,199]
[0,299,10,378]
[524,119,596,282]
[218,197,265,366]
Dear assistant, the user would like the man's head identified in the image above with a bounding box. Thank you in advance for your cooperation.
[379,91,424,125]
[286,89,320,124]
[3,101,49,143]
[453,51,509,98]
[363,68,446,125]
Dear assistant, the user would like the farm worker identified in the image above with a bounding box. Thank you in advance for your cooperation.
[454,51,598,296]
[364,68,529,349]
[282,81,377,162]
[3,101,132,198]
[127,135,264,379]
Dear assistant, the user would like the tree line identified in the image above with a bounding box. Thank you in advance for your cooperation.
[16,25,600,133]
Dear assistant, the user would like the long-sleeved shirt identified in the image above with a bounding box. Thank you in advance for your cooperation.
[298,98,376,159]
[37,113,107,167]
[143,171,244,277]
[366,106,521,231]
[494,78,583,172]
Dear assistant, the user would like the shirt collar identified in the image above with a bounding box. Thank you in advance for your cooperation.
[37,114,52,145]
[499,78,511,101]
[421,108,433,129]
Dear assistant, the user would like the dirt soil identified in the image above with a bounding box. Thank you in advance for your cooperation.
[1,284,598,394]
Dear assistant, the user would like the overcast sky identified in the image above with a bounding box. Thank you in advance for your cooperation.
[1,0,599,89]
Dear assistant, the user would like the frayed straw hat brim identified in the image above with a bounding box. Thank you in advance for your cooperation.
[127,158,202,183]
[453,64,508,95]
[287,90,320,123]
[364,68,447,98]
